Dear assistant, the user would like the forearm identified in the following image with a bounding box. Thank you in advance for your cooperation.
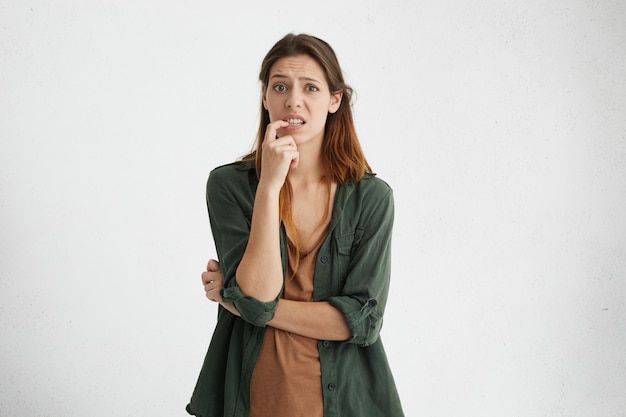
[236,184,284,302]
[268,299,351,341]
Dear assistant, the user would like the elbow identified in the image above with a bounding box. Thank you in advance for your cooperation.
[235,265,281,303]
[333,297,385,347]
[347,315,383,347]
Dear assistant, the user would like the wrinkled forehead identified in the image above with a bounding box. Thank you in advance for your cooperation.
[267,54,328,84]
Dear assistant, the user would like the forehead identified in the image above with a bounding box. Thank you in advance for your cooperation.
[269,55,327,82]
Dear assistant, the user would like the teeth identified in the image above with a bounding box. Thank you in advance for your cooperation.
[286,118,304,126]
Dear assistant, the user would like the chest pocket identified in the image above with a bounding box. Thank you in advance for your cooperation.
[334,227,365,279]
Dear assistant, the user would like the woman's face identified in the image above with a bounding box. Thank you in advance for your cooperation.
[263,55,342,148]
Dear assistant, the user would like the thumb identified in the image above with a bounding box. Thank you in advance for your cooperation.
[206,259,220,272]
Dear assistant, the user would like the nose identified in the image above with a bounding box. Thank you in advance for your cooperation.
[285,89,303,108]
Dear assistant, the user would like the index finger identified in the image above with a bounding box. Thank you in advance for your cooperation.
[265,120,289,141]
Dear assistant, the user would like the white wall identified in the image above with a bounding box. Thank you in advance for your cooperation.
[1,1,625,416]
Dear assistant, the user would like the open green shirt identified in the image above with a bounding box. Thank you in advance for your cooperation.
[187,160,404,417]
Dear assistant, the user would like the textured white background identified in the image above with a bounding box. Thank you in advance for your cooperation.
[1,0,625,416]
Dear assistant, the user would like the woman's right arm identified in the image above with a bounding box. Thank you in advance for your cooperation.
[234,184,283,302]
[235,120,296,302]
[206,168,280,326]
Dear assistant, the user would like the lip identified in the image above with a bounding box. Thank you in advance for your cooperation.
[283,114,306,125]
[282,114,306,130]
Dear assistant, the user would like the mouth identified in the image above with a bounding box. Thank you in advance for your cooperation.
[284,117,305,126]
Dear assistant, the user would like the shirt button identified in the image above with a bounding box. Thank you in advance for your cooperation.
[327,383,336,391]
[320,256,329,264]
[322,340,330,348]
[367,299,378,308]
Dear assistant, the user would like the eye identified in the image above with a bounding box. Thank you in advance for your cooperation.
[273,84,287,92]
[306,85,319,92]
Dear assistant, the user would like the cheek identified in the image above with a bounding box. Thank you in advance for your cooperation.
[266,98,282,115]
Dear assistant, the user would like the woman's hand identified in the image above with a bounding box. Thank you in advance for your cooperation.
[201,259,223,302]
[201,259,240,317]
[259,120,299,190]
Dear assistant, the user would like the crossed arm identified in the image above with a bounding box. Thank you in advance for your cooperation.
[202,259,350,341]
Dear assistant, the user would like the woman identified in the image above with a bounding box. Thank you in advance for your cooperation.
[187,33,404,417]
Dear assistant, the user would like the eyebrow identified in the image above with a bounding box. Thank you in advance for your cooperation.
[270,74,322,84]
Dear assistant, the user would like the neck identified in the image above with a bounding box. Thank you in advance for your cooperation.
[287,138,326,186]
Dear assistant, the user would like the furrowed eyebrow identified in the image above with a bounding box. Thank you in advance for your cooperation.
[270,74,322,84]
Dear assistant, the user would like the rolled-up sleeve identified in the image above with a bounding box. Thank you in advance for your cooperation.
[206,166,279,327]
[327,185,394,347]
[220,286,278,327]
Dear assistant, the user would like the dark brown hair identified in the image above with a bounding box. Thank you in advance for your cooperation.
[244,33,371,182]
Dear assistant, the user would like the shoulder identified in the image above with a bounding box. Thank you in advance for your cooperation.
[351,173,393,201]
[209,159,256,180]
[335,173,393,222]
[208,159,257,188]
[206,159,258,203]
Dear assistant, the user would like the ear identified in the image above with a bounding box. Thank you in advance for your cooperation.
[262,85,268,110]
[328,90,343,114]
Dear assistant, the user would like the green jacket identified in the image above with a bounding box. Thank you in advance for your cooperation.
[187,160,404,417]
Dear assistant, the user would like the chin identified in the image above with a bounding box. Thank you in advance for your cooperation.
[293,135,316,147]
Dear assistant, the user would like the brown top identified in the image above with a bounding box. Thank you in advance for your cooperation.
[249,231,327,417]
